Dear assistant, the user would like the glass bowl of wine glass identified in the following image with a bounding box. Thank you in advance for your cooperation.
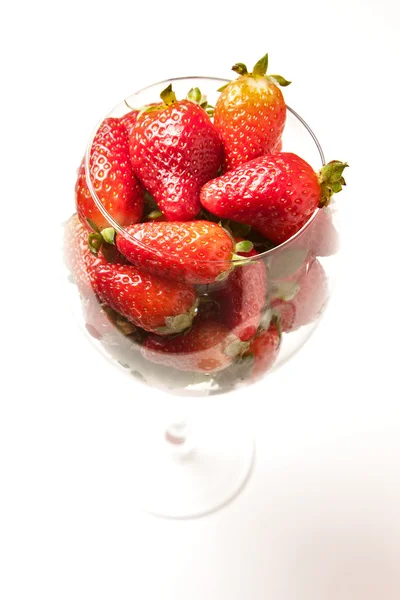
[63,76,344,518]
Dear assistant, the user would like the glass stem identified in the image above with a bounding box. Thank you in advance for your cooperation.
[164,418,194,459]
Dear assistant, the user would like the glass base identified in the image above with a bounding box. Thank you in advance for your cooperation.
[135,418,255,519]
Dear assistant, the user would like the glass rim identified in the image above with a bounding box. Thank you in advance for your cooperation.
[84,76,326,265]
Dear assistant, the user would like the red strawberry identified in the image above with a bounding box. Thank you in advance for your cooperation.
[120,109,138,138]
[141,316,234,373]
[201,153,348,244]
[114,220,234,284]
[122,104,159,158]
[247,323,280,378]
[214,53,290,172]
[212,241,267,341]
[92,261,198,335]
[64,214,109,297]
[271,259,328,332]
[75,118,144,231]
[129,85,223,221]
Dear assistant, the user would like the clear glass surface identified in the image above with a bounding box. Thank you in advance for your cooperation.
[64,76,340,517]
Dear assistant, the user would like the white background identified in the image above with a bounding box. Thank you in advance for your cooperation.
[1,0,400,598]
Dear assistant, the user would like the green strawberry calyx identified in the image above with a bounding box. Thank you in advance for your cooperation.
[137,84,215,119]
[186,87,214,117]
[101,305,138,336]
[135,84,177,119]
[154,298,199,335]
[218,52,291,92]
[318,161,349,207]
[225,338,251,358]
[147,210,163,220]
[87,223,116,256]
[160,83,177,106]
[87,222,120,263]
[230,239,254,267]
[234,240,253,254]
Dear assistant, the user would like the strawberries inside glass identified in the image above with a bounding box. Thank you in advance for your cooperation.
[65,54,347,396]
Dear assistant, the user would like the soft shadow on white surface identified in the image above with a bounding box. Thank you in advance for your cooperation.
[93,424,400,600]
[186,431,400,600]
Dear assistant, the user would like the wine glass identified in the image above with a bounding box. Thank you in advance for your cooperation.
[64,76,340,518]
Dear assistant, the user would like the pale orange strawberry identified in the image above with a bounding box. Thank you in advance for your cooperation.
[214,53,290,171]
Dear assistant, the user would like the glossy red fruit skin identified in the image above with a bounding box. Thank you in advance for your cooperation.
[212,246,267,341]
[92,262,197,334]
[249,324,280,378]
[75,118,144,231]
[64,214,108,298]
[272,139,283,153]
[141,317,233,373]
[116,221,234,284]
[201,152,321,244]
[271,259,328,332]
[130,100,223,221]
[214,77,286,172]
[120,110,138,138]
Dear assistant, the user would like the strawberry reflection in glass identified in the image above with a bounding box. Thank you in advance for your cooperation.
[271,259,328,332]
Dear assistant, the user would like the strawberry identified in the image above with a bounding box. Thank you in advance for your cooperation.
[120,109,138,138]
[201,153,348,244]
[214,53,290,172]
[247,323,281,378]
[64,214,111,298]
[271,259,328,332]
[141,316,234,373]
[129,85,223,221]
[122,104,158,158]
[113,220,234,284]
[75,118,144,231]
[212,241,267,341]
[92,261,198,335]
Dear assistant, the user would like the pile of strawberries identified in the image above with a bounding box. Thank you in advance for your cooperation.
[65,53,347,385]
